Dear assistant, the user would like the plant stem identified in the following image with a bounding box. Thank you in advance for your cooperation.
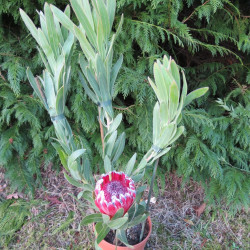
[139,158,159,242]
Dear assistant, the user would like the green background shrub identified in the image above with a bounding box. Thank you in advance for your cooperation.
[0,0,249,213]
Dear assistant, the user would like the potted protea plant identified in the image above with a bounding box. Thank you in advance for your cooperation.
[20,0,208,249]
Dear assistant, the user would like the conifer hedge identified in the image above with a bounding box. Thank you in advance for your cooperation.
[0,0,249,213]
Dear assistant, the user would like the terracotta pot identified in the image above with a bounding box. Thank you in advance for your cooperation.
[95,217,152,250]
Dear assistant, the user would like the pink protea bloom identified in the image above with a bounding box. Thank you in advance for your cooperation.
[95,171,136,218]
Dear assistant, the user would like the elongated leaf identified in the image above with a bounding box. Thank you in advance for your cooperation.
[168,126,185,145]
[71,0,97,47]
[79,71,97,103]
[52,142,68,170]
[105,130,117,157]
[44,3,59,57]
[83,157,94,184]
[107,0,116,27]
[169,80,179,121]
[110,55,123,95]
[112,132,125,163]
[153,62,167,103]
[74,26,95,59]
[104,155,112,172]
[112,208,124,220]
[107,113,122,135]
[184,87,209,107]
[44,71,56,111]
[38,29,56,71]
[152,147,171,161]
[117,229,133,248]
[133,157,147,175]
[107,214,128,230]
[26,68,48,110]
[94,0,110,39]
[51,5,75,33]
[68,149,85,169]
[125,153,137,176]
[101,214,110,224]
[170,60,180,90]
[56,86,64,114]
[86,68,101,97]
[159,102,169,125]
[132,170,145,182]
[153,102,160,144]
[127,213,148,228]
[64,172,84,188]
[20,9,39,44]
[96,224,110,244]
[81,213,103,225]
[156,123,175,148]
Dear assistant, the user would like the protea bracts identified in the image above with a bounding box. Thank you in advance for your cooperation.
[95,171,136,217]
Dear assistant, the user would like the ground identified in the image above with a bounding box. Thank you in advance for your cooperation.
[0,166,249,249]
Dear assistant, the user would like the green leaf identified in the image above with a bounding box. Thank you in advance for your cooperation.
[104,155,112,172]
[168,126,185,145]
[170,59,180,90]
[117,229,133,248]
[107,113,122,135]
[132,171,145,182]
[127,213,148,228]
[64,172,84,188]
[94,0,110,39]
[96,223,110,244]
[70,0,97,47]
[159,102,169,125]
[107,0,116,27]
[83,183,94,192]
[152,147,171,161]
[112,132,125,163]
[74,26,95,59]
[82,157,94,184]
[44,3,59,57]
[133,158,147,175]
[184,87,209,107]
[112,208,124,220]
[81,213,103,226]
[153,62,167,103]
[79,71,97,103]
[107,214,128,230]
[169,80,179,121]
[26,68,48,110]
[20,9,39,44]
[105,130,117,157]
[52,142,68,170]
[56,86,64,114]
[153,102,160,144]
[125,153,137,176]
[50,5,75,33]
[156,123,176,148]
[68,149,85,169]
[110,55,123,95]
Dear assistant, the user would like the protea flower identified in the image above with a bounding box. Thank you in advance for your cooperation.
[95,171,136,217]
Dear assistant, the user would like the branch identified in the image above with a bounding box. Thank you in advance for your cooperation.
[182,0,210,24]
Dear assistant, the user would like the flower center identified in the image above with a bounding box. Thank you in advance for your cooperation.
[103,180,127,202]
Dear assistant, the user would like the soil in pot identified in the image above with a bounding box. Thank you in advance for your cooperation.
[104,220,150,246]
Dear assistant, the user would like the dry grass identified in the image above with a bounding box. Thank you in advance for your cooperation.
[0,168,249,249]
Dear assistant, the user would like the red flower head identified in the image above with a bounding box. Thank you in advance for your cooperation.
[95,171,136,217]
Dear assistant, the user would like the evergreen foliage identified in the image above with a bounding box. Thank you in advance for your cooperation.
[0,0,249,213]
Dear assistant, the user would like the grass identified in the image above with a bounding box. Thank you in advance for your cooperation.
[0,168,249,249]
